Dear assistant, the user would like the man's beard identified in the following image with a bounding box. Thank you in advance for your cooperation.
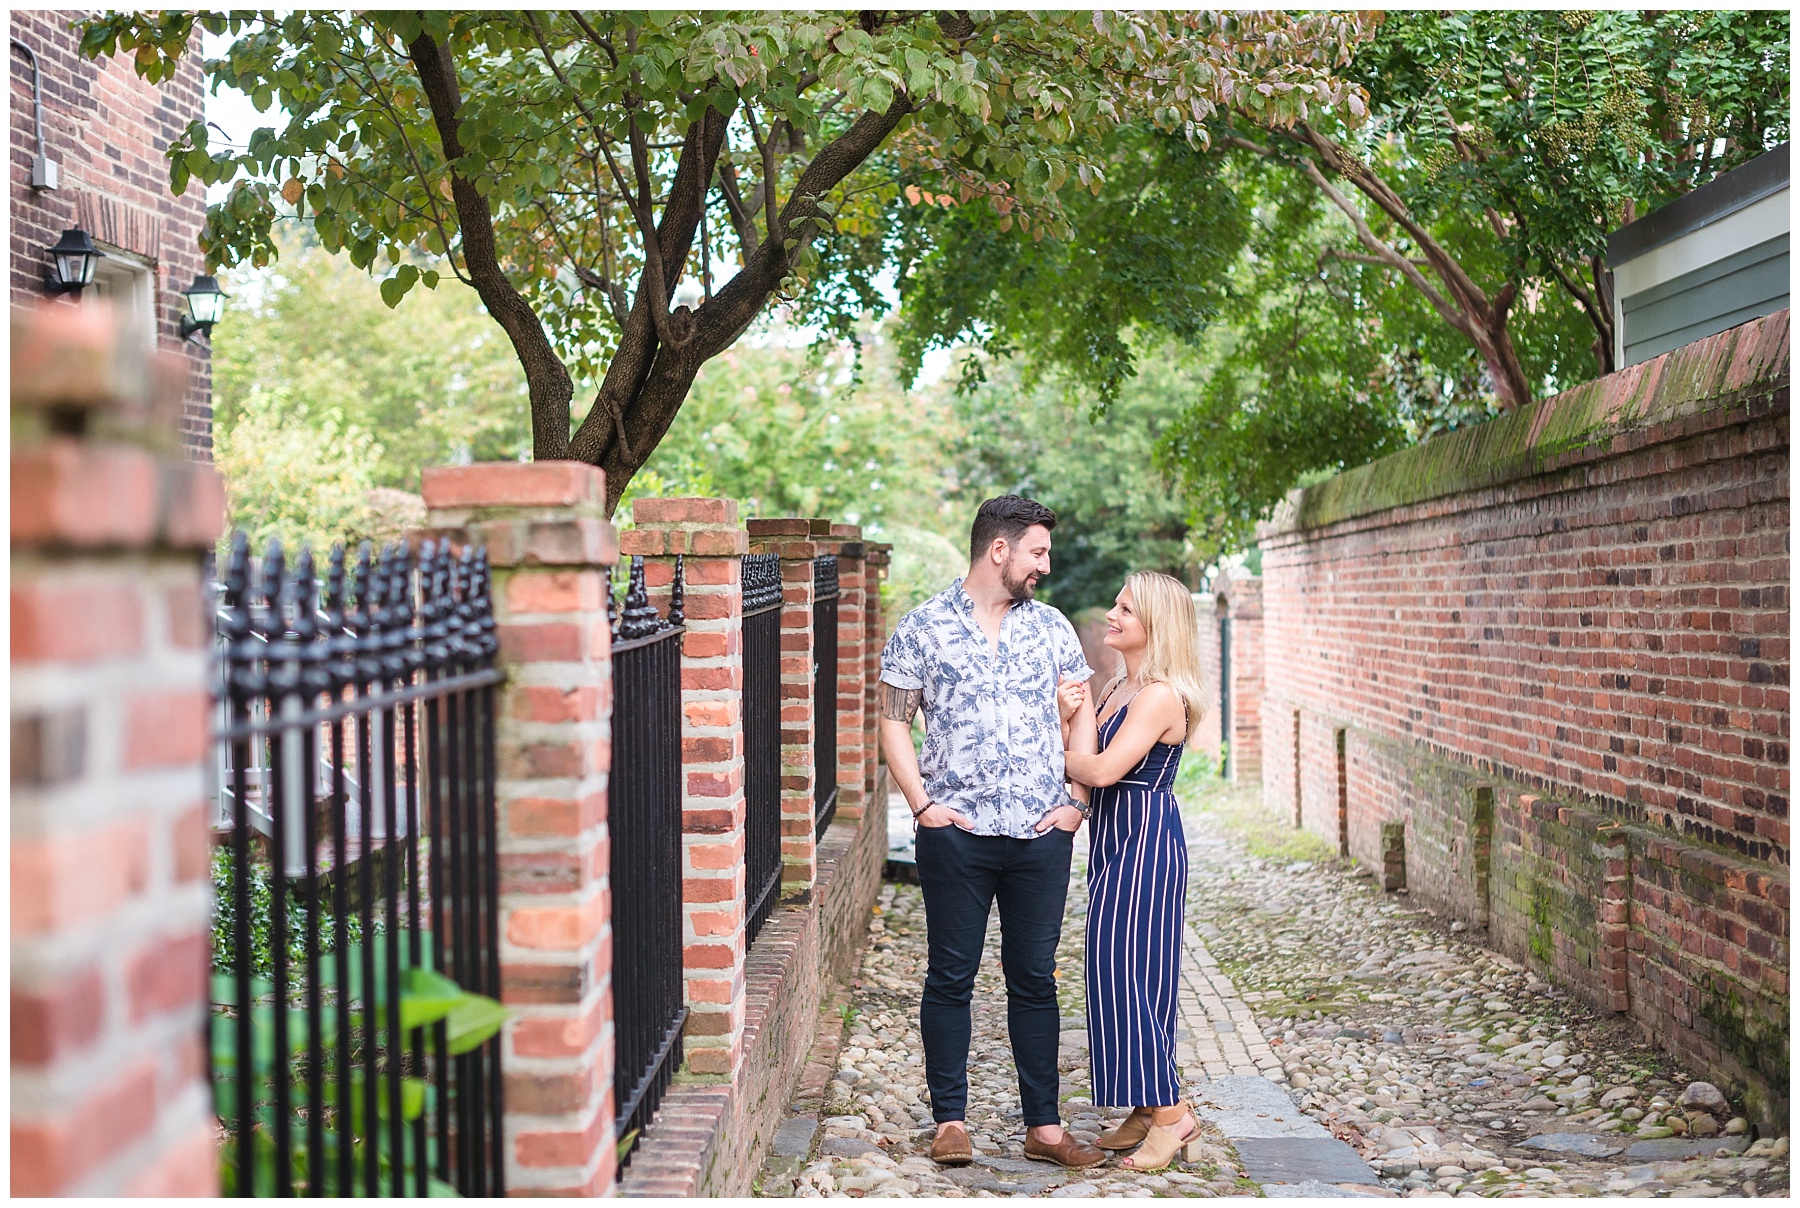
[1002,563,1039,603]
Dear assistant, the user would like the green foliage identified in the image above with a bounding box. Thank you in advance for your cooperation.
[892,126,1249,403]
[211,844,366,981]
[629,322,973,618]
[886,13,1787,561]
[212,918,506,1196]
[213,234,532,491]
[210,233,532,549]
[81,10,1373,493]
[948,357,1197,614]
[627,327,956,534]
[1353,10,1789,272]
[213,385,385,552]
[1153,162,1521,559]
[1223,9,1791,403]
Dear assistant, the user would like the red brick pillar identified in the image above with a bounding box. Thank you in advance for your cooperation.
[10,305,223,1196]
[623,498,749,1078]
[822,528,868,822]
[863,543,892,804]
[421,462,620,1195]
[747,518,823,896]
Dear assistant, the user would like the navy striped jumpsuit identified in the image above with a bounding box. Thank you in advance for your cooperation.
[1085,700,1188,1107]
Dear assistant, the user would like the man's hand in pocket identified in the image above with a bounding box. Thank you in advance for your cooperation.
[916,802,975,830]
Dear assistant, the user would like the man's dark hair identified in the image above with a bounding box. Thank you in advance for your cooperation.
[969,495,1057,562]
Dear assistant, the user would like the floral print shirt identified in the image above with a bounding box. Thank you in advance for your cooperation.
[880,578,1094,838]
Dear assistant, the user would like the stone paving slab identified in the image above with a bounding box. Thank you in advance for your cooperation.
[1519,1131,1626,1158]
[1233,1137,1384,1186]
[772,1115,820,1158]
[1192,1076,1331,1140]
[1169,907,1389,1200]
[1623,1135,1752,1160]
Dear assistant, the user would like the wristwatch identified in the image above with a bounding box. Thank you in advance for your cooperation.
[1065,794,1092,819]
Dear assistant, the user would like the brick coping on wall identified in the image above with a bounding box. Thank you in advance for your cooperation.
[618,771,889,1197]
[1262,310,1789,539]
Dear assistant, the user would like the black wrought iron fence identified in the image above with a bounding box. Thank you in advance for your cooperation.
[812,555,840,839]
[741,553,784,945]
[210,532,506,1197]
[607,556,687,1170]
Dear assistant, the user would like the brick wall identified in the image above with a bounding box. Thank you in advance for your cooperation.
[11,303,224,1195]
[421,461,621,1194]
[824,528,870,823]
[1191,594,1223,759]
[617,510,890,1197]
[624,498,753,1081]
[619,758,890,1197]
[1188,571,1263,783]
[1258,311,1790,1126]
[10,11,213,455]
[747,518,828,896]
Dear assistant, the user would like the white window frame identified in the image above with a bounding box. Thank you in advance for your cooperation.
[87,241,158,351]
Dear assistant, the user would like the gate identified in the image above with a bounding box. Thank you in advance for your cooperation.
[210,533,506,1197]
[812,555,840,837]
[1219,611,1233,780]
[741,553,784,944]
[608,555,687,1168]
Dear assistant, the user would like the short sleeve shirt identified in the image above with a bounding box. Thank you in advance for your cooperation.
[879,579,1094,838]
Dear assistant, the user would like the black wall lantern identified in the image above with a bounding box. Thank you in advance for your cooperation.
[179,275,228,341]
[43,228,104,298]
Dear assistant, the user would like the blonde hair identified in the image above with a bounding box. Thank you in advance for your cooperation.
[1123,570,1207,743]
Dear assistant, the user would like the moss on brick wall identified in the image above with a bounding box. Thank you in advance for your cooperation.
[1266,310,1790,536]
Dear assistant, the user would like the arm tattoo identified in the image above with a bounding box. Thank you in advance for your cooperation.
[880,683,922,723]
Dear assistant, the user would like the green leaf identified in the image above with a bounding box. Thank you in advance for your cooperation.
[399,966,466,1031]
[444,992,508,1056]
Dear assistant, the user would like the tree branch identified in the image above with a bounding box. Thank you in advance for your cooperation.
[1284,146,1473,337]
[1546,255,1614,374]
[1320,247,1431,270]
[744,103,781,246]
[565,10,618,69]
[625,113,685,350]
[716,159,761,257]
[1292,123,1495,321]
[407,29,572,459]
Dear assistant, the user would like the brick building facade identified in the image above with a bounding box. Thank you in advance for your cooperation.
[1257,312,1789,1126]
[10,10,213,455]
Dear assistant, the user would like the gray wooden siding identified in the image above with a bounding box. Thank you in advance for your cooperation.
[1621,234,1789,366]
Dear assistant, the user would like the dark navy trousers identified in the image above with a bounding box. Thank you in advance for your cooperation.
[913,822,1074,1127]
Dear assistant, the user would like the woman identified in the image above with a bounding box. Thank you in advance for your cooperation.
[1059,570,1207,1171]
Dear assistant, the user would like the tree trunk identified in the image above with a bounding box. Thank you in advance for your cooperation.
[407,33,575,460]
[568,93,914,515]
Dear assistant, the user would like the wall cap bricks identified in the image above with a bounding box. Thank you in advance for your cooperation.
[422,461,606,513]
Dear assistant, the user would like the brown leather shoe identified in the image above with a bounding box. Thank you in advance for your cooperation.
[1023,1129,1107,1169]
[929,1123,973,1166]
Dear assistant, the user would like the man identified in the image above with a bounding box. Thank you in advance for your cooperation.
[878,495,1104,1170]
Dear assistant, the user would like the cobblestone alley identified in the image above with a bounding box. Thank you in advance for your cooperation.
[754,779,1790,1199]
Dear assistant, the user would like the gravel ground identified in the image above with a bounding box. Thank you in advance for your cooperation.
[773,839,1252,1199]
[1185,779,1790,1200]
[757,777,1789,1199]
